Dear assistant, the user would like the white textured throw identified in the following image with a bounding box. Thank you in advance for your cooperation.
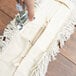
[0,0,76,76]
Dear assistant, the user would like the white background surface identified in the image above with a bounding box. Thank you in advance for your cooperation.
[71,0,76,4]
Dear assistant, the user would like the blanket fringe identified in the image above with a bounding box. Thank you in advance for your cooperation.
[30,13,76,76]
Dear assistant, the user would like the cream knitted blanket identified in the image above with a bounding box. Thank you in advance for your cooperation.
[0,0,76,76]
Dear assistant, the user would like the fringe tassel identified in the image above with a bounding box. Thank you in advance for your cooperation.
[58,14,76,47]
